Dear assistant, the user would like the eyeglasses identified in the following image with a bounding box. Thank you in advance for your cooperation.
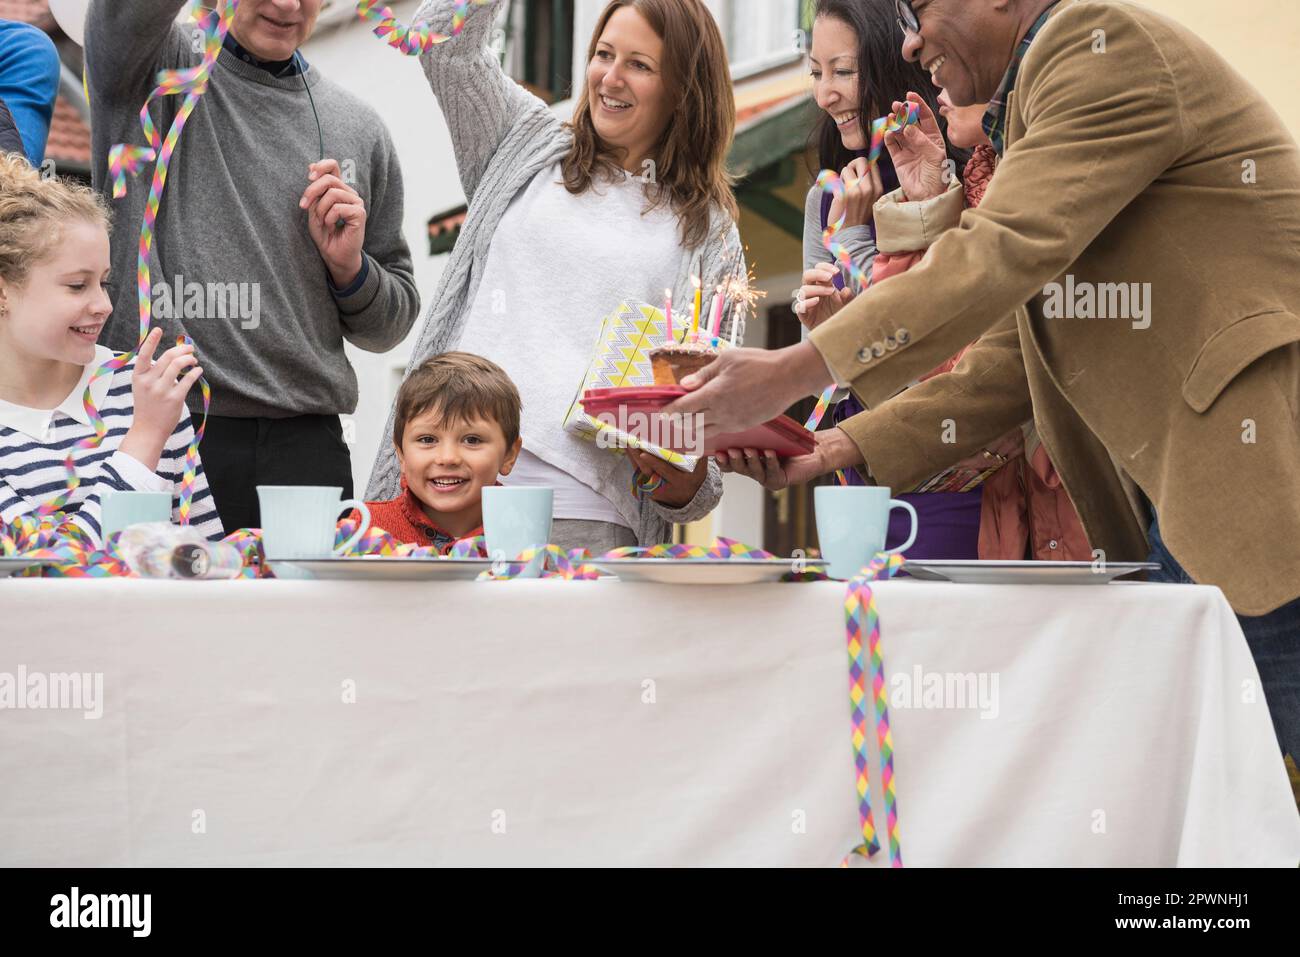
[896,0,921,37]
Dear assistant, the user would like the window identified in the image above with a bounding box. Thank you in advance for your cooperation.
[725,0,803,78]
[513,0,576,104]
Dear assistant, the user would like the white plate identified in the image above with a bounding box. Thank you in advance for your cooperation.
[0,558,40,578]
[273,558,496,581]
[902,560,1160,585]
[591,558,826,585]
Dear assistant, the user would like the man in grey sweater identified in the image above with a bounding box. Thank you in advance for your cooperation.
[86,0,419,531]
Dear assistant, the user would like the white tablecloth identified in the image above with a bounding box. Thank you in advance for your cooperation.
[0,577,1296,866]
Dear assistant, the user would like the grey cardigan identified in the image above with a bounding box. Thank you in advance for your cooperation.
[366,0,744,545]
[802,185,879,275]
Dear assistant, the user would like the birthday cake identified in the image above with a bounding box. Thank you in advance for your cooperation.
[650,340,718,385]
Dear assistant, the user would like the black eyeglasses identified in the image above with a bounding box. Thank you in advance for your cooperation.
[896,0,920,36]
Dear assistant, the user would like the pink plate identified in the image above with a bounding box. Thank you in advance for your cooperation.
[580,387,815,458]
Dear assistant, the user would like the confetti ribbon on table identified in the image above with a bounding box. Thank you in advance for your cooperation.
[355,0,493,55]
[96,0,235,525]
[3,514,469,578]
[222,520,474,578]
[0,514,130,577]
[602,537,777,561]
[843,552,906,867]
[480,543,602,581]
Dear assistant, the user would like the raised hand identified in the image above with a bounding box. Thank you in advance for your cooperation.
[827,156,884,229]
[119,328,202,472]
[795,263,855,331]
[884,92,949,202]
[301,159,367,288]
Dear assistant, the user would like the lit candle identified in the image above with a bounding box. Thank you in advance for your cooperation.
[730,299,745,347]
[664,288,674,344]
[709,285,724,339]
[691,275,702,339]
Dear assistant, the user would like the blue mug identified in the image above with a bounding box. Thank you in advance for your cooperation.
[482,487,553,578]
[814,486,918,580]
[257,486,370,560]
[101,490,172,541]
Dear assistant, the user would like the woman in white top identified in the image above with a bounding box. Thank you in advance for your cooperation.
[368,0,743,552]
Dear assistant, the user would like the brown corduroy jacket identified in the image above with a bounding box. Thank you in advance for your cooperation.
[810,0,1300,615]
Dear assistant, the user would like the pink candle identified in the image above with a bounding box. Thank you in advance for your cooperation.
[709,286,724,338]
[664,288,674,343]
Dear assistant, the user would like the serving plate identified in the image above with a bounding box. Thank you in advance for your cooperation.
[0,558,40,578]
[591,557,826,584]
[272,557,496,581]
[902,560,1160,585]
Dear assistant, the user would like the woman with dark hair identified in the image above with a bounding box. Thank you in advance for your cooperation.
[720,0,1005,560]
[369,0,743,552]
[793,0,966,330]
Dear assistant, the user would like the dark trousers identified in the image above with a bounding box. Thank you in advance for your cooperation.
[199,414,353,533]
[1146,518,1299,762]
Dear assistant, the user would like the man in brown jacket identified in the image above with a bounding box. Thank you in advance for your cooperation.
[669,0,1300,760]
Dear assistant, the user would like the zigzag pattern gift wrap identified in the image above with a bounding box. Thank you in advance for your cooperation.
[562,300,694,470]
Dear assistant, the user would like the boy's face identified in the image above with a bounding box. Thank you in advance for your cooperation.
[396,408,522,524]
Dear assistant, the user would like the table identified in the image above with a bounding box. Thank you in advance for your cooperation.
[0,577,1296,866]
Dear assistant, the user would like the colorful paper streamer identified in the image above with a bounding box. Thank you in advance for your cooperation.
[631,470,666,497]
[804,385,836,431]
[355,0,492,55]
[803,387,848,486]
[602,537,777,561]
[93,0,234,526]
[842,552,906,867]
[816,102,920,295]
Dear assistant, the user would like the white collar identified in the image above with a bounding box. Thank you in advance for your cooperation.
[0,346,118,440]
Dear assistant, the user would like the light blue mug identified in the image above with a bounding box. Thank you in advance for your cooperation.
[483,487,553,579]
[257,486,370,560]
[102,490,172,541]
[814,486,919,580]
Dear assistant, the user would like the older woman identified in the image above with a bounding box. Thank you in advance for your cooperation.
[368,0,742,552]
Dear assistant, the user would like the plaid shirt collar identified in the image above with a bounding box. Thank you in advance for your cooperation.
[398,476,491,554]
[982,2,1060,156]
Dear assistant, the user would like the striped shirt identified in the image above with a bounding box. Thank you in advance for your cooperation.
[0,347,224,545]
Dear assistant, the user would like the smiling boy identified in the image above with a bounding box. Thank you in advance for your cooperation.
[362,353,522,552]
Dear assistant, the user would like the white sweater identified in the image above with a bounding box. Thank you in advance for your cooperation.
[0,347,224,545]
[366,0,744,545]
[458,162,705,531]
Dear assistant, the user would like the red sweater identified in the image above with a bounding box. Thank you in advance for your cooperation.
[357,479,485,554]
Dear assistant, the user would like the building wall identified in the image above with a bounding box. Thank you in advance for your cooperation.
[1140,0,1300,139]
